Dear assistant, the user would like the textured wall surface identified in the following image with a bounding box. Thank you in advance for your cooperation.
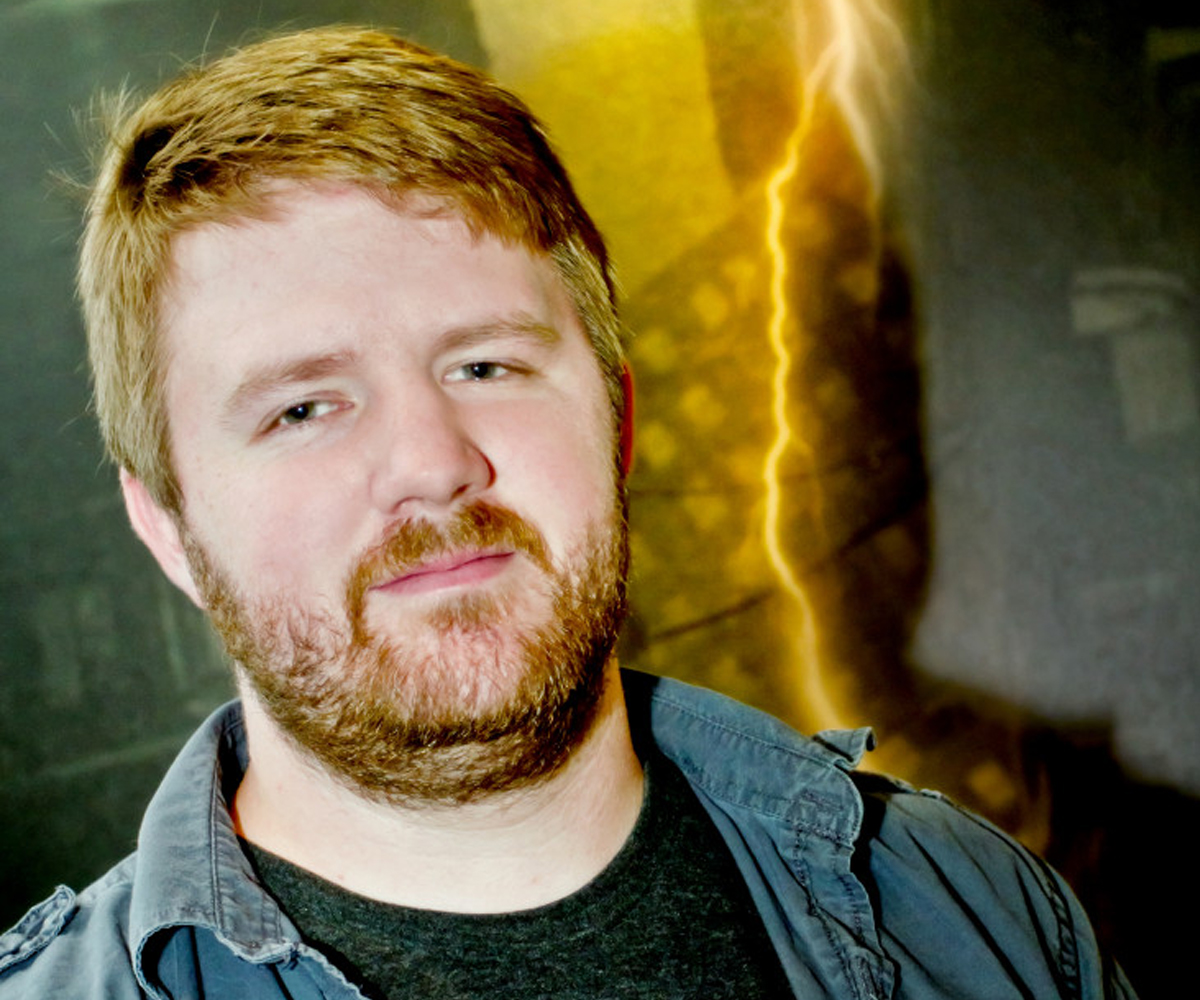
[1,1,1196,995]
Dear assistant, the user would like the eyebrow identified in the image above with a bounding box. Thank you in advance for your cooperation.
[223,350,358,425]
[437,314,563,352]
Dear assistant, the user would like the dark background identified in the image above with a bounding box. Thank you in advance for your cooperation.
[2,2,1197,996]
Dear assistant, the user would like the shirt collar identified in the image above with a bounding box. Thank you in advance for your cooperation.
[631,668,874,850]
[128,701,299,970]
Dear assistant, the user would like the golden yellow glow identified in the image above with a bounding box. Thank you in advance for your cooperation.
[472,0,736,296]
[762,93,833,731]
[762,0,898,732]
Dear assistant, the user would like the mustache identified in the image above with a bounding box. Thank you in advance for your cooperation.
[345,501,551,628]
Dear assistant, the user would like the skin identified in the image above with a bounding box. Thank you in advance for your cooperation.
[121,181,643,912]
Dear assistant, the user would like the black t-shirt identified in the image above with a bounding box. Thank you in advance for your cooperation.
[243,752,792,999]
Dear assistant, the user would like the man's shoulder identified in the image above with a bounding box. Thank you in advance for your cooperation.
[0,857,144,998]
[632,672,1136,996]
[852,769,1066,907]
[0,703,249,999]
[850,770,1135,997]
[636,669,1059,897]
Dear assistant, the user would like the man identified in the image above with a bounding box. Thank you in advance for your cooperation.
[0,26,1133,999]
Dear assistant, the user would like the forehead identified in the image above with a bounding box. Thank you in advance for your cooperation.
[158,182,584,371]
[163,182,512,296]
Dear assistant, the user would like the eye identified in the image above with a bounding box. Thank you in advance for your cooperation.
[448,360,513,382]
[275,399,338,427]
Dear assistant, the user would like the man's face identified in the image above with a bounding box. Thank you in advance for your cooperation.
[152,182,627,803]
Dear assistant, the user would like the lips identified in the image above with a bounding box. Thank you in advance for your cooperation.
[345,501,552,638]
[372,549,515,596]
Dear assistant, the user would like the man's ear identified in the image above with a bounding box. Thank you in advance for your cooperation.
[619,363,635,476]
[119,469,204,608]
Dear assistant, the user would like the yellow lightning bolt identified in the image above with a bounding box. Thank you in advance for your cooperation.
[762,0,900,734]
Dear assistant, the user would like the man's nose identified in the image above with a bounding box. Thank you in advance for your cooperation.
[365,379,494,515]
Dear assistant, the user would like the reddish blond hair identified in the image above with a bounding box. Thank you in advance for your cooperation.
[80,26,623,512]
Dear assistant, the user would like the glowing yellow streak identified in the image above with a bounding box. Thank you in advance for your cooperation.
[762,0,897,733]
[762,40,846,733]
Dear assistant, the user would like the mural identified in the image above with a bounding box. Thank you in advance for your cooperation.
[1,1,1197,994]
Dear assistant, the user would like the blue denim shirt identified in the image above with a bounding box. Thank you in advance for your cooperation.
[0,671,1135,998]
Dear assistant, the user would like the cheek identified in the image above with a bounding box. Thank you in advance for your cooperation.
[180,456,361,590]
[492,404,617,529]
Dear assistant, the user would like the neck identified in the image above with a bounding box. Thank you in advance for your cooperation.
[231,664,644,914]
